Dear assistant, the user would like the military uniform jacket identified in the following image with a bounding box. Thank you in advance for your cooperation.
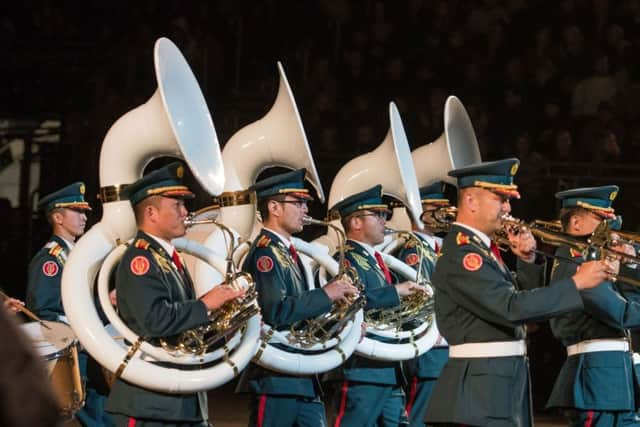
[238,228,332,397]
[426,224,583,426]
[396,233,448,379]
[105,231,209,422]
[26,235,70,321]
[547,245,640,411]
[336,239,403,386]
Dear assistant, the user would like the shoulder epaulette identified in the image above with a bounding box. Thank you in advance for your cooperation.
[456,232,470,246]
[134,238,151,250]
[256,235,271,248]
[569,248,582,258]
[344,243,355,251]
[48,243,64,257]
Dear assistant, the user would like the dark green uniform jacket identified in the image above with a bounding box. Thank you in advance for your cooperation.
[238,228,332,397]
[337,239,403,386]
[105,231,209,422]
[26,235,70,321]
[547,245,640,411]
[425,224,583,426]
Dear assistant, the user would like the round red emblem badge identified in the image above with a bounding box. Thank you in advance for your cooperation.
[256,256,274,273]
[130,256,150,276]
[405,253,419,266]
[42,261,59,277]
[462,253,483,271]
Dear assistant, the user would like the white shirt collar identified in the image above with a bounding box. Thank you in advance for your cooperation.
[453,222,492,248]
[263,227,292,248]
[352,239,377,256]
[146,232,176,256]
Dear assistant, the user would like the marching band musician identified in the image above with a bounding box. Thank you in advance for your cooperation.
[238,168,357,427]
[26,182,114,427]
[424,158,612,426]
[394,182,451,427]
[546,186,640,426]
[27,182,92,323]
[106,162,245,427]
[329,185,424,427]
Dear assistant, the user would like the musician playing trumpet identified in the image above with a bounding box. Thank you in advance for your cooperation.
[237,169,357,427]
[546,186,640,426]
[424,158,612,427]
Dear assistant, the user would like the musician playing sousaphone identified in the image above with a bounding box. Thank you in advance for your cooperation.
[546,186,640,426]
[236,168,357,427]
[425,158,612,426]
[106,162,245,426]
[328,184,424,427]
[394,182,452,427]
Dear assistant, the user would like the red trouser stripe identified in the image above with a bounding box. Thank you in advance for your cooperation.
[334,380,350,427]
[257,394,268,427]
[127,418,136,427]
[585,410,595,427]
[405,375,419,415]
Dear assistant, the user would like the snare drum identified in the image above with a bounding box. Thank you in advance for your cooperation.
[20,321,85,419]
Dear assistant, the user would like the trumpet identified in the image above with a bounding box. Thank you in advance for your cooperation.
[494,214,640,288]
[420,206,457,233]
[284,216,366,348]
[158,212,260,355]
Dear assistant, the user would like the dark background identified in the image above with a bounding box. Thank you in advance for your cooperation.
[2,0,640,416]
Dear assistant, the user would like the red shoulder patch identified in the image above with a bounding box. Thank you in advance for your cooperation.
[462,253,483,271]
[130,255,150,276]
[405,253,419,266]
[343,259,352,269]
[42,261,59,277]
[256,256,274,272]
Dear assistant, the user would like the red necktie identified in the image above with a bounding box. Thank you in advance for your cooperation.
[435,242,441,255]
[374,251,393,284]
[171,250,185,273]
[490,241,504,265]
[289,244,299,264]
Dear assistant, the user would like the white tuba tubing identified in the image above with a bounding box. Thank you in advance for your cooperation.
[97,244,244,365]
[255,310,363,376]
[61,37,249,392]
[195,61,324,294]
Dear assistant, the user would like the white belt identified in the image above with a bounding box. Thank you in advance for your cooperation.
[566,339,629,356]
[449,340,526,358]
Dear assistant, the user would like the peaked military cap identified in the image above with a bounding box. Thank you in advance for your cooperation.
[555,185,618,219]
[124,162,195,206]
[420,181,450,205]
[330,184,389,219]
[448,158,521,199]
[251,168,313,201]
[38,182,92,213]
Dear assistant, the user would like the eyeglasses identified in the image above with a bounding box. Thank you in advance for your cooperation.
[275,200,308,209]
[355,211,389,221]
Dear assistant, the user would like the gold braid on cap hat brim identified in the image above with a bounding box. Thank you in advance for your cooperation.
[146,185,192,196]
[473,181,520,199]
[576,201,616,218]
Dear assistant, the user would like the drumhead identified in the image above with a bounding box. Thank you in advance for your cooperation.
[19,321,76,358]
